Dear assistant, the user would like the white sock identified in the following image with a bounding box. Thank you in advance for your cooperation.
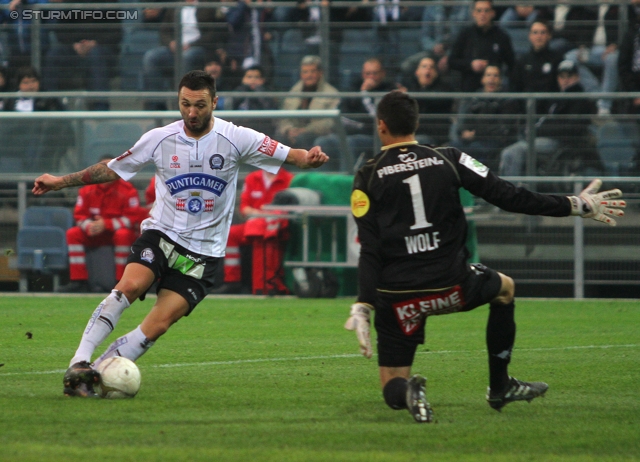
[92,325,155,368]
[69,290,130,366]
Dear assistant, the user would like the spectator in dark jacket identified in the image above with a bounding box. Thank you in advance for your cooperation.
[448,0,515,92]
[142,0,229,109]
[340,58,397,137]
[0,0,51,69]
[315,57,396,168]
[232,65,275,110]
[3,66,65,111]
[43,0,122,110]
[510,20,563,113]
[231,65,277,136]
[617,0,640,175]
[226,0,275,82]
[451,65,520,170]
[1,66,71,172]
[499,60,601,176]
[554,5,624,115]
[617,0,640,115]
[403,55,454,146]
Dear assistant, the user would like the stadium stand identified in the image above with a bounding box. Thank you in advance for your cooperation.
[119,28,161,91]
[596,121,640,176]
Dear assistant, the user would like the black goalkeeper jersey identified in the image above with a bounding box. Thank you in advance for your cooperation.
[351,141,572,306]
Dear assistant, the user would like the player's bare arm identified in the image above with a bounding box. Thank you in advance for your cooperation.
[33,162,119,195]
[285,146,329,169]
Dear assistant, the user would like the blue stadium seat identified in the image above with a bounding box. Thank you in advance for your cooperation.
[16,226,69,292]
[505,28,530,58]
[392,28,423,63]
[16,206,73,292]
[273,29,308,90]
[596,122,639,176]
[22,206,74,230]
[0,31,10,64]
[337,29,380,90]
[84,121,144,166]
[119,28,161,90]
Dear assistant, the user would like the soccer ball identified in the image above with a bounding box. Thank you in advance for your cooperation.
[96,356,141,399]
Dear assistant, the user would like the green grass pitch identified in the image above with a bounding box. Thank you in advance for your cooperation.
[0,296,639,461]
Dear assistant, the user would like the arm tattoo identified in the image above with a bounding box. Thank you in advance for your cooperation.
[61,162,119,188]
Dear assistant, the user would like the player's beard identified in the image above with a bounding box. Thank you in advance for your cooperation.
[187,112,212,135]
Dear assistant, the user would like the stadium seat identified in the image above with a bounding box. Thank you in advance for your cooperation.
[119,27,161,91]
[0,118,75,173]
[16,226,69,292]
[596,121,639,175]
[83,121,144,166]
[391,28,423,63]
[273,29,308,91]
[16,206,74,292]
[0,31,10,64]
[505,28,530,58]
[22,206,74,230]
[337,29,380,90]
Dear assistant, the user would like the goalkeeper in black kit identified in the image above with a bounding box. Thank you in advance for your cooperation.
[344,90,626,423]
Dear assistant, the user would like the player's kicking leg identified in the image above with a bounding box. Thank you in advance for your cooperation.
[63,263,153,397]
[63,361,100,397]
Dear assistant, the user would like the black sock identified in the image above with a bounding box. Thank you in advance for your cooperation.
[486,301,516,393]
[383,377,409,410]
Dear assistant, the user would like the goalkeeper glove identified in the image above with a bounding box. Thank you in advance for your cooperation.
[344,303,373,359]
[568,179,626,226]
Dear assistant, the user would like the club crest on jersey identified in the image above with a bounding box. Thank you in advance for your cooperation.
[166,173,228,196]
[209,154,224,170]
[140,248,155,263]
[176,192,214,215]
[393,286,465,335]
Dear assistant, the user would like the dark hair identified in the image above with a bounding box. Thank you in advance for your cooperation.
[16,66,40,84]
[530,19,551,34]
[483,64,501,76]
[363,57,384,68]
[178,70,216,98]
[474,0,492,5]
[376,91,419,136]
[244,65,264,77]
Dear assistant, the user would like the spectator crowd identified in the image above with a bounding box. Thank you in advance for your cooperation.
[2,0,640,176]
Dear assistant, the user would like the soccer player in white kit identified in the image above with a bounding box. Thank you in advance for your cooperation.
[32,70,329,397]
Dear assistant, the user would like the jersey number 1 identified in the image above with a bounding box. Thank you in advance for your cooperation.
[403,174,433,230]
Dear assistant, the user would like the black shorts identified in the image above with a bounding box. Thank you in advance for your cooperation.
[374,264,502,368]
[127,230,221,314]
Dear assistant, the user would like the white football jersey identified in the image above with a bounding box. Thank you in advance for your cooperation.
[108,118,289,257]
